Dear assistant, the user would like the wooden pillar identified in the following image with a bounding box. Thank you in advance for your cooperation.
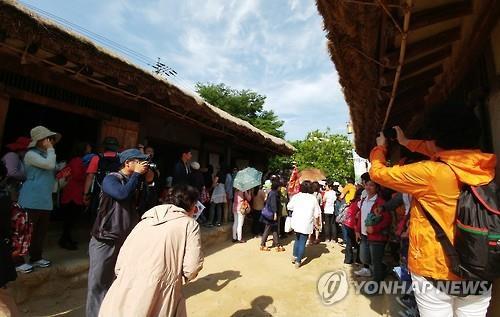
[0,94,10,146]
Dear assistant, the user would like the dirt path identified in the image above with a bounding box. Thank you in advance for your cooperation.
[18,236,400,316]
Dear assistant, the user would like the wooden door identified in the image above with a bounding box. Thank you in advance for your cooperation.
[100,117,139,150]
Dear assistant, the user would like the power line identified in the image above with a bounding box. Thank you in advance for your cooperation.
[19,1,196,92]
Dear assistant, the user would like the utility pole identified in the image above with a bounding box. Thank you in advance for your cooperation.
[152,57,177,77]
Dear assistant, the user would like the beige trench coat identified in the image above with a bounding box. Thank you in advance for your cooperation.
[99,204,204,317]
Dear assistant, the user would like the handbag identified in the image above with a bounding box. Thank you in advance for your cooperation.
[336,205,348,223]
[239,199,251,215]
[200,186,210,204]
[261,205,274,220]
[284,216,292,233]
[11,203,33,257]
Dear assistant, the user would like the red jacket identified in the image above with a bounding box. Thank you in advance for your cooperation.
[343,199,359,229]
[355,196,388,241]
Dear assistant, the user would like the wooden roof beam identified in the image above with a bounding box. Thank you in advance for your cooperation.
[46,54,67,66]
[394,86,431,104]
[382,27,461,65]
[395,78,435,96]
[394,65,443,90]
[0,29,6,42]
[409,0,472,31]
[381,45,452,85]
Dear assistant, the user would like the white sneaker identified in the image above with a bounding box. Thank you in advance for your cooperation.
[354,268,372,277]
[31,258,51,268]
[16,263,34,274]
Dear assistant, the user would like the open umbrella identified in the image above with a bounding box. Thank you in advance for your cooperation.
[299,168,326,182]
[233,167,263,192]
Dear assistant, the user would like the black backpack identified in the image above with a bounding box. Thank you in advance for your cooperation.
[421,181,500,281]
[95,153,121,187]
[88,153,121,217]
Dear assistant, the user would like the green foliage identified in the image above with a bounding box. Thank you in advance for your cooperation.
[196,82,285,138]
[268,129,354,183]
[268,155,294,172]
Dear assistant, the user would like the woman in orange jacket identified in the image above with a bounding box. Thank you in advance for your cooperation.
[369,105,496,317]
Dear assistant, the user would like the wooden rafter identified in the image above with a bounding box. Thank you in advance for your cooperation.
[380,45,452,84]
[393,78,435,97]
[382,27,461,65]
[46,54,67,66]
[408,0,472,30]
[396,65,443,89]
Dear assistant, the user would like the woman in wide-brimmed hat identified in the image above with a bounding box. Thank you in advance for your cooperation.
[1,136,30,200]
[17,126,61,273]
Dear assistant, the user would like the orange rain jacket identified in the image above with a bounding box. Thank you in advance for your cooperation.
[369,140,496,280]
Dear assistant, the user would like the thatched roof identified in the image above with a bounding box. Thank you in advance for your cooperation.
[316,0,500,157]
[316,0,383,158]
[0,0,294,155]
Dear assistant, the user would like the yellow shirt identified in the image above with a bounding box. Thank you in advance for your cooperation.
[341,183,356,204]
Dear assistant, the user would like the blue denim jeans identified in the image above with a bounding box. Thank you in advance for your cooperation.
[342,225,358,264]
[360,234,371,267]
[293,233,309,263]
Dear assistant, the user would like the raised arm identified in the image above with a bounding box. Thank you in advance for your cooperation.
[24,149,56,170]
[102,173,141,201]
[369,145,431,198]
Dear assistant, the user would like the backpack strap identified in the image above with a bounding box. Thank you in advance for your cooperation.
[416,200,462,276]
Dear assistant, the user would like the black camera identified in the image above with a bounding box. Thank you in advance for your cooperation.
[383,127,397,140]
[147,162,157,169]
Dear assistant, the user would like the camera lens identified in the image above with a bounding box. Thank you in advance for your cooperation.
[383,127,397,140]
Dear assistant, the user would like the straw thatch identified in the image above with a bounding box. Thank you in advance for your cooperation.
[299,168,326,182]
[0,0,295,155]
[316,0,384,158]
[316,0,500,158]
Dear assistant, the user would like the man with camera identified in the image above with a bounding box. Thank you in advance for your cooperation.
[86,148,150,317]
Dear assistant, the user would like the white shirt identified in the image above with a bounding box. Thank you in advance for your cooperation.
[360,189,367,200]
[359,194,377,236]
[323,190,337,214]
[287,193,321,235]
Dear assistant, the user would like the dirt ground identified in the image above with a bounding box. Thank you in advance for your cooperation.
[17,236,401,317]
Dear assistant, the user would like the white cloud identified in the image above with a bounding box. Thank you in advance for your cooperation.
[265,72,345,115]
[261,72,349,140]
[26,0,350,140]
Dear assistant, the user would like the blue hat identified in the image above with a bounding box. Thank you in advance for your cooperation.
[118,148,149,164]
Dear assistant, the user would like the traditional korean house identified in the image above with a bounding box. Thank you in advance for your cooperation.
[316,0,499,314]
[0,0,294,179]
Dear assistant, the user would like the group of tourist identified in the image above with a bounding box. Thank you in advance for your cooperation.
[0,101,497,317]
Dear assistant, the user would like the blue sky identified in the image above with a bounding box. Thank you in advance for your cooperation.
[21,0,350,141]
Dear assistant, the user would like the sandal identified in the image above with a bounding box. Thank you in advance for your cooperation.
[276,246,286,252]
[260,246,271,251]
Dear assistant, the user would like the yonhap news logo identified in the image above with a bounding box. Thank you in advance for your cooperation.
[317,270,349,305]
[317,270,491,305]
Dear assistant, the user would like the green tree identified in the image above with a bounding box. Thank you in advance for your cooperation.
[269,129,354,182]
[196,82,285,138]
[292,130,354,182]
